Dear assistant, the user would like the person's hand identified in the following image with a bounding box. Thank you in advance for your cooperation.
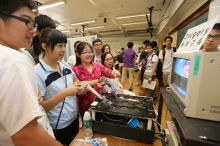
[120,87,124,94]
[78,88,89,95]
[64,83,83,96]
[148,77,152,83]
[38,89,44,104]
[102,84,108,93]
[112,70,121,78]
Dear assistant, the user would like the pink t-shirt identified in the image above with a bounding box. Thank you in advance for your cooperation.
[73,62,112,113]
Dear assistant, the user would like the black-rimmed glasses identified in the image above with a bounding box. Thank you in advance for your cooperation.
[0,12,37,29]
[206,34,220,40]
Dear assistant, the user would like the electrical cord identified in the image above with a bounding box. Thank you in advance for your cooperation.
[103,113,124,123]
[153,120,163,134]
[155,135,166,146]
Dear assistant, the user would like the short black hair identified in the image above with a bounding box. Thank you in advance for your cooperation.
[32,28,67,56]
[146,42,155,48]
[143,40,150,45]
[35,14,56,32]
[152,41,157,47]
[121,47,124,50]
[213,23,220,31]
[0,0,37,22]
[127,42,134,48]
[102,44,111,53]
[92,39,102,46]
[75,42,94,66]
[164,36,173,42]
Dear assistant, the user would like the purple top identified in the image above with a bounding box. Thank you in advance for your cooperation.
[120,48,136,68]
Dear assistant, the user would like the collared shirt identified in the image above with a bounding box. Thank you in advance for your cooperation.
[73,62,112,113]
[34,59,78,129]
[120,48,136,68]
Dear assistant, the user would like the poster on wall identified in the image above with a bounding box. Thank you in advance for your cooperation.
[177,16,220,53]
[64,35,97,62]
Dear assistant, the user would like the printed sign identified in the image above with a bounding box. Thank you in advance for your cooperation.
[177,16,220,53]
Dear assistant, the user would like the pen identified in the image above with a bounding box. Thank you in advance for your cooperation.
[198,136,220,144]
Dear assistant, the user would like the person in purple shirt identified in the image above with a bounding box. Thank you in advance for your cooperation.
[120,42,136,91]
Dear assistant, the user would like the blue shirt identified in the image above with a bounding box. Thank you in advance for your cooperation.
[120,48,136,68]
[34,59,77,129]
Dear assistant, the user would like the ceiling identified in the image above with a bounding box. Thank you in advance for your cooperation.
[36,0,198,38]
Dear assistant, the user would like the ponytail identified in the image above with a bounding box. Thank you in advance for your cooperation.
[32,35,44,57]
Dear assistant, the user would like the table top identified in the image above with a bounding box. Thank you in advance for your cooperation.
[70,124,162,146]
[160,88,220,146]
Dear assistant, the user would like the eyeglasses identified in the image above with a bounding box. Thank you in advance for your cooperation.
[104,58,113,61]
[81,52,94,55]
[0,12,37,29]
[206,34,220,40]
[94,44,102,47]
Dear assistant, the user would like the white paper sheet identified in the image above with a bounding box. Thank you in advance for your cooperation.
[142,79,156,90]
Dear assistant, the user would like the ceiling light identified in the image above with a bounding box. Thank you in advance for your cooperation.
[116,14,150,19]
[61,30,70,33]
[85,26,105,30]
[38,0,66,11]
[71,20,96,26]
[122,22,147,26]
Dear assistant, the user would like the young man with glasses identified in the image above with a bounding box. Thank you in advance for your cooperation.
[0,0,62,145]
[201,23,220,52]
[92,39,103,63]
[23,14,56,65]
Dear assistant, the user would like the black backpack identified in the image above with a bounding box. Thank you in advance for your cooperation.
[152,47,176,79]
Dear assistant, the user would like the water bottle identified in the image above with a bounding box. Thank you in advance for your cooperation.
[83,111,93,140]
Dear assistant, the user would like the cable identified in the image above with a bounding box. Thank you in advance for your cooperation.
[103,113,124,123]
[153,120,163,134]
[155,135,166,146]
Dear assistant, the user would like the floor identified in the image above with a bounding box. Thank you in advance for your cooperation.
[118,70,172,129]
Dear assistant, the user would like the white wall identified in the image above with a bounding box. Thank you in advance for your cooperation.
[170,31,178,47]
[100,36,156,56]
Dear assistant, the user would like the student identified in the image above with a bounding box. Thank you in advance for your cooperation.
[0,0,62,145]
[24,14,56,65]
[138,40,150,96]
[73,42,120,117]
[159,36,176,87]
[67,40,81,68]
[101,52,135,96]
[120,42,136,91]
[33,28,83,145]
[102,44,111,53]
[92,39,103,63]
[201,23,220,52]
[135,46,144,86]
[144,42,159,97]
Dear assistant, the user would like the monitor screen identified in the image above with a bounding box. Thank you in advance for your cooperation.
[173,58,190,98]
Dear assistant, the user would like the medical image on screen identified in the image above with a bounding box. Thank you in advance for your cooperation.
[173,58,190,97]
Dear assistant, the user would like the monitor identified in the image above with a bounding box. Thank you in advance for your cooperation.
[169,52,220,122]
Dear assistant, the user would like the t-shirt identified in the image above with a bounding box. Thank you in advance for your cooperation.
[67,55,76,67]
[140,50,148,60]
[0,45,43,146]
[144,53,158,75]
[23,49,36,66]
[120,48,136,68]
[159,48,174,73]
[25,46,39,64]
[94,55,101,63]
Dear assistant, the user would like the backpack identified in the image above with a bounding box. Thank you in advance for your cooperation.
[154,47,176,79]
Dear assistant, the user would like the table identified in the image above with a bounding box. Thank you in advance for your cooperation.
[158,87,220,146]
[70,123,162,146]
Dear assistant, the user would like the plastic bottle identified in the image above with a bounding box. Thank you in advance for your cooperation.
[83,111,93,140]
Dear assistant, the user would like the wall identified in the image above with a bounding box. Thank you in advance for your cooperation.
[170,31,178,47]
[100,36,155,56]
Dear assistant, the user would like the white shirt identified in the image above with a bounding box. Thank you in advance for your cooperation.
[94,55,101,63]
[67,55,76,66]
[22,49,35,66]
[144,53,158,75]
[159,48,174,73]
[0,45,43,146]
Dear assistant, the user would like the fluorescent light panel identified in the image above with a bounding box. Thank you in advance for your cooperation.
[85,26,105,30]
[116,14,150,19]
[122,22,147,26]
[71,20,96,26]
[38,1,65,10]
[61,30,70,33]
